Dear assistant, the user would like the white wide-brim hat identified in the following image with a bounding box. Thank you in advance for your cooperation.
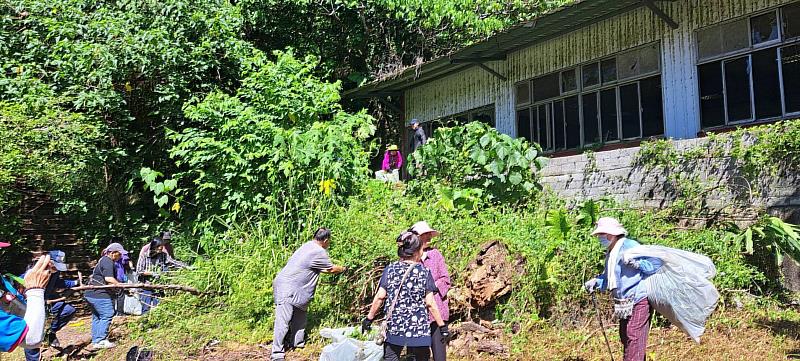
[411,221,439,237]
[591,217,628,236]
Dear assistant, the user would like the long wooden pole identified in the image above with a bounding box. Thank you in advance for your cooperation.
[70,283,204,295]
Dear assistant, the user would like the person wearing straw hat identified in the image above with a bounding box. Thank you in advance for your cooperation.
[376,145,404,182]
[583,217,663,361]
[410,221,451,361]
[0,242,51,353]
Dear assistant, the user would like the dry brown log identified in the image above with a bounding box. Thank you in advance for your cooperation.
[475,340,508,355]
[70,283,204,295]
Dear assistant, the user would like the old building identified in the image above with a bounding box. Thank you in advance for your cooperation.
[348,0,800,214]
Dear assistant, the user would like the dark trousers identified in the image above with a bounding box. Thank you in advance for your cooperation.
[619,298,654,361]
[140,289,160,313]
[383,343,430,361]
[430,322,447,361]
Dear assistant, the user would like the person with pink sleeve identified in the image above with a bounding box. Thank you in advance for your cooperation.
[411,221,451,361]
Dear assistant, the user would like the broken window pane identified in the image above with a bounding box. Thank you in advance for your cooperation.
[782,44,800,114]
[751,48,782,119]
[582,62,600,88]
[564,96,581,149]
[620,83,640,139]
[553,100,565,150]
[600,88,619,141]
[533,73,560,102]
[601,58,617,83]
[538,105,551,150]
[783,3,800,40]
[750,11,779,45]
[561,69,577,93]
[640,76,664,137]
[724,56,753,122]
[517,108,532,142]
[699,61,725,128]
[472,107,496,127]
[582,92,600,145]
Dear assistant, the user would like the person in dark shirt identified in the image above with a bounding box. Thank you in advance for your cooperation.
[409,119,427,153]
[22,250,78,360]
[84,243,127,350]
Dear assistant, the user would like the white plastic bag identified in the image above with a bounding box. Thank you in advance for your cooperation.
[319,327,383,361]
[623,245,719,343]
[123,272,143,316]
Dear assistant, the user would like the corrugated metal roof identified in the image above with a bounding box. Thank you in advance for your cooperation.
[346,0,669,99]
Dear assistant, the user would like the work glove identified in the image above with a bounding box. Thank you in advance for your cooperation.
[625,258,641,270]
[439,324,450,343]
[361,317,373,334]
[584,278,599,294]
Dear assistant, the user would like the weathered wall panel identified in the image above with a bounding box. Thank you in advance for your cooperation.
[404,0,796,140]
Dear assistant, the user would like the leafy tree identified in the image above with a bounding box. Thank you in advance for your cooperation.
[142,51,376,235]
[0,0,256,240]
[409,122,546,208]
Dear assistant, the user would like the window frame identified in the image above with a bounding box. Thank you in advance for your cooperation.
[695,3,800,131]
[515,42,664,153]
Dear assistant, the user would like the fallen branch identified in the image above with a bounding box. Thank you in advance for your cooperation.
[70,283,204,295]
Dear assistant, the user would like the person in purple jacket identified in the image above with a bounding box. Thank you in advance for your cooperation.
[411,221,451,361]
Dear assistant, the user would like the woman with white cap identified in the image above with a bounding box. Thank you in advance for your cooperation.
[583,217,663,361]
[410,221,451,361]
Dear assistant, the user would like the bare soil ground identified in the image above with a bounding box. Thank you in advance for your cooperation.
[6,307,799,361]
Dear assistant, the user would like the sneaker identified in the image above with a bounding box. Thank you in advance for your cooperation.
[92,340,116,349]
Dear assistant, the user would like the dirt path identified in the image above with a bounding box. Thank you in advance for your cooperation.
[6,309,799,360]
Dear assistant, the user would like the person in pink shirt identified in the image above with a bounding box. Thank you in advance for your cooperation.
[381,145,404,172]
[411,221,451,361]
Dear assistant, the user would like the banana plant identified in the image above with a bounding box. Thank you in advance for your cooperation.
[738,216,800,266]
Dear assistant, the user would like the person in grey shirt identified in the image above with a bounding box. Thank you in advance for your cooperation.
[271,228,345,361]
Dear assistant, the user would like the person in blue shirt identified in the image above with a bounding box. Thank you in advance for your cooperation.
[22,250,79,361]
[0,242,51,354]
[583,217,663,361]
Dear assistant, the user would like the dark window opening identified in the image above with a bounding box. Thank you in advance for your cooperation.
[561,69,577,93]
[640,76,664,137]
[620,83,641,139]
[582,62,600,88]
[533,73,560,102]
[724,56,753,122]
[699,61,726,127]
[752,48,782,119]
[784,3,800,40]
[564,96,581,149]
[472,108,496,127]
[783,44,800,114]
[600,89,619,142]
[553,100,565,150]
[516,109,532,143]
[537,105,550,151]
[601,59,617,83]
[751,11,779,45]
[582,93,600,145]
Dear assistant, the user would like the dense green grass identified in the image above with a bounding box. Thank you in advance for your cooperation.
[135,180,768,355]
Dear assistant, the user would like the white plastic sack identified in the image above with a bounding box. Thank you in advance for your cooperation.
[123,272,143,316]
[319,327,383,361]
[374,170,400,183]
[623,245,719,343]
